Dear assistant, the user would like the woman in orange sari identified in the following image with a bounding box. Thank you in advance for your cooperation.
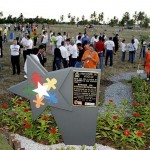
[82,44,99,69]
[144,44,150,81]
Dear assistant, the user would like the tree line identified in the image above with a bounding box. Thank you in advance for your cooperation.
[0,11,149,28]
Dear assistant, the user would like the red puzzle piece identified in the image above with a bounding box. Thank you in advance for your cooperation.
[30,72,43,87]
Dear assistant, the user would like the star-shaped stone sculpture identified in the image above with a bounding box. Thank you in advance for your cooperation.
[8,55,72,120]
[8,55,101,146]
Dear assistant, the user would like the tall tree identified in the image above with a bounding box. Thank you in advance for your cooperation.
[18,13,24,23]
[82,15,85,25]
[133,11,138,24]
[137,11,145,27]
[60,15,64,22]
[0,11,3,18]
[68,13,71,21]
[97,12,104,24]
[93,11,97,22]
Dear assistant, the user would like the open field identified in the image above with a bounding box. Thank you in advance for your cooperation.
[0,24,150,150]
[0,24,149,105]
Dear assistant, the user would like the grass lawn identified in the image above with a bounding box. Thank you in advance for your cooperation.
[0,24,149,149]
[0,134,13,150]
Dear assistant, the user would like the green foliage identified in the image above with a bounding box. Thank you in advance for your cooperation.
[96,77,150,149]
[0,77,149,149]
[0,96,60,144]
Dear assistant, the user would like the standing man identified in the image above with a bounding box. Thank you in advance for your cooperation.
[69,39,78,67]
[3,27,7,42]
[59,41,69,68]
[51,32,57,55]
[26,35,33,55]
[132,35,139,60]
[20,33,28,62]
[75,43,85,68]
[33,29,38,46]
[82,33,90,45]
[0,31,3,58]
[56,32,63,48]
[104,37,115,67]
[10,39,20,75]
[37,45,47,67]
[41,31,47,51]
[95,36,105,71]
[113,34,119,54]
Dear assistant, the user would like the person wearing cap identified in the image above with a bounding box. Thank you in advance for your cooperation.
[144,44,150,81]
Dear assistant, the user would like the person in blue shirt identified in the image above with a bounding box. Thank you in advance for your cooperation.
[82,33,90,45]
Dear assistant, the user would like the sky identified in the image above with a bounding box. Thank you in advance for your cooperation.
[0,0,150,22]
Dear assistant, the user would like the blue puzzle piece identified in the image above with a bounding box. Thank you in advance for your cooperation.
[44,91,58,104]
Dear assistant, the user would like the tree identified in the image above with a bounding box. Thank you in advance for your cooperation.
[109,16,118,27]
[93,11,97,22]
[82,15,85,25]
[18,13,24,23]
[76,17,79,22]
[98,12,104,24]
[70,16,75,25]
[133,11,138,24]
[60,15,64,22]
[7,15,13,23]
[0,11,3,18]
[90,13,94,24]
[137,11,145,27]
[68,13,71,21]
[121,12,130,26]
[142,16,150,28]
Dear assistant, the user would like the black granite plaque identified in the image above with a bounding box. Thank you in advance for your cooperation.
[73,71,98,107]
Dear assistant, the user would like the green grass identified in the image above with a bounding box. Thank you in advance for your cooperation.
[0,24,149,149]
[0,134,13,150]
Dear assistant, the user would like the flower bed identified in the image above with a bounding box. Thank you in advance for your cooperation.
[0,77,149,149]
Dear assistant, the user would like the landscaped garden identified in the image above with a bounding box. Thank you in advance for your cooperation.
[0,76,149,150]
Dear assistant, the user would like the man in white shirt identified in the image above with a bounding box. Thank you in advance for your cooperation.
[132,35,139,60]
[104,37,115,67]
[41,31,47,51]
[56,32,63,48]
[121,39,127,62]
[75,32,81,41]
[10,39,20,75]
[20,33,28,62]
[26,35,33,56]
[24,48,40,79]
[69,39,78,67]
[59,41,69,68]
[62,32,67,42]
[76,35,82,45]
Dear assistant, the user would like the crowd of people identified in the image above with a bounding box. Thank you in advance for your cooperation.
[0,23,150,81]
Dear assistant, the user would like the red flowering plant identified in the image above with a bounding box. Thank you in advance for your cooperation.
[47,127,60,144]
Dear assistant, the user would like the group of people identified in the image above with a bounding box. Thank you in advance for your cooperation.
[0,23,149,81]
